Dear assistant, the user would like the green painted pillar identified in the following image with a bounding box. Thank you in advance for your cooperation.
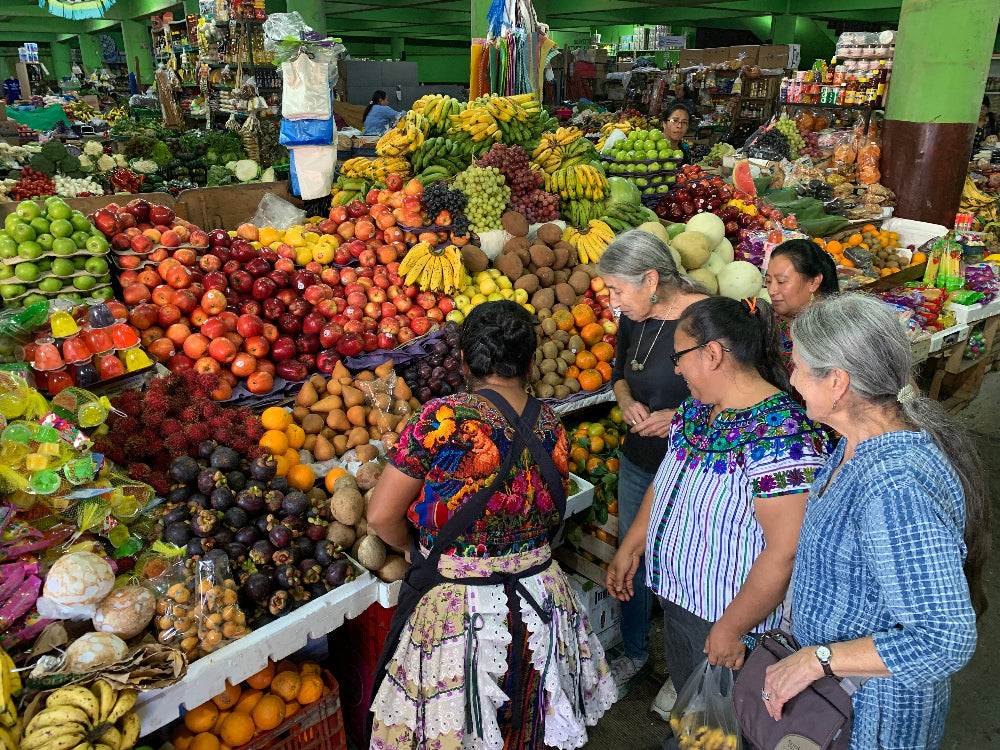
[882,0,1000,225]
[770,14,797,45]
[121,19,154,86]
[284,0,326,34]
[471,0,490,39]
[390,37,404,61]
[78,35,103,73]
[50,41,72,81]
[183,0,199,15]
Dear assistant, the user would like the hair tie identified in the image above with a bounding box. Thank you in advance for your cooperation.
[897,384,918,404]
[742,296,758,315]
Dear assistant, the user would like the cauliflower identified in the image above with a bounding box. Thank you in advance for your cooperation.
[97,154,117,172]
[83,141,104,157]
[78,155,94,172]
[114,154,127,168]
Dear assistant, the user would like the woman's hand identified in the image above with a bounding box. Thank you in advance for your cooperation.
[606,550,640,601]
[634,409,675,438]
[703,621,746,670]
[620,399,650,431]
[762,648,822,721]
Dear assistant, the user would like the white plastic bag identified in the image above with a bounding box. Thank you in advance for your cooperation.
[248,192,307,230]
[290,145,336,200]
[600,128,628,154]
[282,51,332,120]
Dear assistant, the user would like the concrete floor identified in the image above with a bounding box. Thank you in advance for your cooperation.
[582,372,1000,750]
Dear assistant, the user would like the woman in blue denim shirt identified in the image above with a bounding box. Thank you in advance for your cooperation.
[763,295,990,749]
[363,90,401,135]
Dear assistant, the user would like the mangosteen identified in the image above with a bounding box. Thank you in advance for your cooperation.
[212,527,234,548]
[235,525,259,545]
[224,542,247,564]
[291,587,311,607]
[243,571,273,602]
[249,539,274,566]
[306,522,327,541]
[198,440,217,459]
[308,582,328,599]
[224,507,249,530]
[299,559,322,584]
[162,505,191,526]
[236,488,265,515]
[268,589,291,616]
[169,455,201,485]
[249,455,278,482]
[190,508,221,538]
[166,485,193,505]
[210,486,235,512]
[314,540,337,566]
[268,476,289,493]
[283,516,306,537]
[198,469,222,494]
[254,515,272,534]
[281,491,310,517]
[325,560,349,588]
[272,548,299,566]
[163,521,192,547]
[206,547,231,572]
[245,479,267,493]
[210,447,239,471]
[187,492,210,510]
[275,564,301,589]
[226,470,247,492]
[186,537,206,557]
[291,536,315,559]
[251,612,277,629]
[264,489,284,513]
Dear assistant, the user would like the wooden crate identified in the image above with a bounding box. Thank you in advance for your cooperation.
[554,514,618,585]
[937,314,1000,413]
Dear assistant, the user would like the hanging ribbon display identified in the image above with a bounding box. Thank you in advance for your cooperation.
[41,0,117,20]
[470,0,556,97]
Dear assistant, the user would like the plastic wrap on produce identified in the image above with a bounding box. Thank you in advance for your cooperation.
[343,329,447,370]
[543,383,615,414]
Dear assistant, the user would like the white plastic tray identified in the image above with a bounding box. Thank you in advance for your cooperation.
[135,573,378,736]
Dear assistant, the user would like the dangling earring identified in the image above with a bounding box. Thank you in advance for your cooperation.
[809,292,815,305]
[649,293,659,304]
[831,398,838,410]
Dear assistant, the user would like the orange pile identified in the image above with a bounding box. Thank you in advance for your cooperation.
[814,225,921,277]
[550,304,616,392]
[171,659,331,750]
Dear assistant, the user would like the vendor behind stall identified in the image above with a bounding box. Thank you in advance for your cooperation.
[660,102,692,165]
[362,90,401,135]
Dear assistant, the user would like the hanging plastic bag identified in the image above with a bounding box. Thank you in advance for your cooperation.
[856,121,882,185]
[290,145,336,200]
[669,659,742,750]
[282,51,332,120]
[279,117,334,146]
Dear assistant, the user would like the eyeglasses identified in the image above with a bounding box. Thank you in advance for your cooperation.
[667,118,689,126]
[670,341,731,366]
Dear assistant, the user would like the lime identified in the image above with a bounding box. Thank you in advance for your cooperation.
[73,275,97,291]
[14,262,40,282]
[16,200,41,221]
[51,237,77,256]
[46,201,72,221]
[11,223,35,244]
[29,217,50,236]
[17,241,42,260]
[51,258,76,277]
[49,219,73,238]
[37,277,63,293]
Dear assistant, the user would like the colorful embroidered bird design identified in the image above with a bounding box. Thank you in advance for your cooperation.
[456,420,501,478]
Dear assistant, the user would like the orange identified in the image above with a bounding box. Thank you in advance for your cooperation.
[283,448,300,467]
[212,681,241,710]
[591,341,614,363]
[575,350,597,370]
[275,660,297,674]
[285,700,302,717]
[184,702,219,733]
[297,673,325,705]
[605,457,620,473]
[299,661,322,676]
[251,694,286,731]
[274,453,292,477]
[211,709,230,734]
[172,726,196,750]
[261,407,292,431]
[812,237,824,246]
[325,466,348,493]
[233,689,264,714]
[189,733,221,750]
[578,369,603,392]
[220,712,256,747]
[846,233,863,247]
[570,446,589,466]
[551,310,575,331]
[607,498,619,514]
[564,365,580,379]
[595,361,612,382]
[286,463,315,492]
[824,240,843,255]
[586,423,605,437]
[285,423,305,450]
[246,660,276,690]
[571,304,596,329]
[841,257,855,268]
[270,670,301,702]
[585,456,605,474]
[911,252,927,265]
[861,224,877,234]
[579,322,604,346]
[258,227,280,246]
[589,435,605,454]
[259,429,289,456]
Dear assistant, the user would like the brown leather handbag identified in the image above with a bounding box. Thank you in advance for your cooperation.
[732,630,858,750]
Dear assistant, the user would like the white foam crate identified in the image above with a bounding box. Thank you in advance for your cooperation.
[947,298,1000,325]
[929,324,970,353]
[376,579,402,607]
[566,472,595,518]
[135,573,378,736]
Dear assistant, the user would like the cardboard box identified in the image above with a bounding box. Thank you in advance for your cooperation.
[702,47,731,65]
[729,45,759,65]
[757,44,801,70]
[595,49,608,63]
[567,574,622,652]
[678,48,705,67]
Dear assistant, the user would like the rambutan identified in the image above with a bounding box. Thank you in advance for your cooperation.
[199,401,218,420]
[161,419,183,437]
[145,411,164,430]
[231,437,252,455]
[212,427,234,445]
[208,415,230,430]
[179,406,200,424]
[148,475,170,495]
[247,444,268,461]
[185,423,211,445]
[142,392,170,415]
[146,437,165,455]
[114,391,143,417]
[165,433,189,456]
[122,436,146,458]
[127,462,152,483]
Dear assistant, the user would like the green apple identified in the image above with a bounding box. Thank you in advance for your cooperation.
[49,219,73,238]
[664,162,676,170]
[16,200,41,221]
[646,150,659,160]
[635,178,649,187]
[0,265,13,281]
[73,257,87,270]
[627,130,640,141]
[648,162,661,171]
[37,277,63,293]
[90,287,114,301]
[29,217,50,236]
[70,213,92,232]
[0,284,27,299]
[85,234,109,254]
[73,275,97,291]
[17,241,42,260]
[37,259,51,272]
[11,223,35,244]
[35,233,55,252]
[649,130,663,141]
[4,215,23,233]
[0,239,17,260]
[21,293,46,308]
[665,175,676,183]
[72,231,91,248]
[97,273,111,284]
[85,257,109,275]
[51,237,78,256]
[52,258,76,277]
[57,292,82,302]
[46,201,72,221]
[625,150,637,161]
[673,149,685,160]
[15,262,40,283]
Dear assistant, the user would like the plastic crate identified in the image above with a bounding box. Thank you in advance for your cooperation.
[349,602,396,666]
[331,603,396,742]
[241,670,346,750]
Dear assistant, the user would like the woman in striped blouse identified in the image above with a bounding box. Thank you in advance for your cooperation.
[605,296,833,709]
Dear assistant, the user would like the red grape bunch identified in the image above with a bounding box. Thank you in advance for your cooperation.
[475,144,559,223]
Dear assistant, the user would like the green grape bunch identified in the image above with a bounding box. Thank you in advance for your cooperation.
[454,165,512,233]
[775,117,805,159]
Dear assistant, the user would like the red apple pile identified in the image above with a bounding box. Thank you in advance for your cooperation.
[90,199,202,271]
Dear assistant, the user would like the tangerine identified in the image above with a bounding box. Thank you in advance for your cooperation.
[285,700,302,717]
[571,304,596,328]
[606,457,620,473]
[824,240,843,255]
[299,661,322,676]
[591,341,614,363]
[324,466,349,493]
[172,726,195,750]
[270,670,301,702]
[233,689,264,714]
[589,435,605,454]
[283,448,300,467]
[585,456,605,473]
[274,453,292,477]
[212,681,241,710]
[579,322,604,346]
[251,694,286,731]
[211,709,230,734]
[575,350,598,370]
[189,733,221,750]
[846,233,863,246]
[220,712,256,747]
[564,365,580,379]
[184,702,219,733]
[246,660,276,690]
[285,423,305,450]
[551,310,575,331]
[578,368,603,391]
[259,429,289,456]
[570,446,589,466]
[297,673,325,705]
[261,407,292,431]
[911,252,927,265]
[286,463,315,492]
[595,361,612,382]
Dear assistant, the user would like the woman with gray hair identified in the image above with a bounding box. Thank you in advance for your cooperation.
[596,229,707,714]
[763,294,990,749]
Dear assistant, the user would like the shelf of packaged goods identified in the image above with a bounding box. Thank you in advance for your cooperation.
[780,102,882,110]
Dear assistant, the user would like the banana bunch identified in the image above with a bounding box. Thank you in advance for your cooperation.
[410,137,470,184]
[330,177,370,206]
[530,135,596,174]
[104,107,130,126]
[413,94,466,135]
[376,111,429,157]
[542,164,609,201]
[398,242,464,294]
[448,106,500,145]
[599,201,649,232]
[340,156,413,182]
[961,176,999,222]
[560,197,608,229]
[0,647,21,750]
[69,102,100,121]
[562,220,615,263]
[20,680,140,750]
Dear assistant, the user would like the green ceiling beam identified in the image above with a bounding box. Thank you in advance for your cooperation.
[334,7,469,21]
[0,34,62,43]
[0,18,82,33]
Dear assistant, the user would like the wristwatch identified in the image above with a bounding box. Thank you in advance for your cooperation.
[815,645,835,678]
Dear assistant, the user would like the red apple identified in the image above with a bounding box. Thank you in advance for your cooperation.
[245,335,270,358]
[271,335,297,361]
[201,316,228,340]
[237,313,264,338]
[411,316,432,335]
[397,326,415,344]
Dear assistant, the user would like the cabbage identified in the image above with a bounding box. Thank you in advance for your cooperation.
[608,176,641,206]
[234,160,261,182]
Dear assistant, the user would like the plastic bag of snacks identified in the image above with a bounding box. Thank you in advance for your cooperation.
[669,660,742,750]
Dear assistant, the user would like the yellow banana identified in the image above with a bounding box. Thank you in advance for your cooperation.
[24,706,92,736]
[95,724,121,750]
[105,689,136,726]
[20,726,87,750]
[91,679,116,724]
[117,711,140,750]
[46,686,100,725]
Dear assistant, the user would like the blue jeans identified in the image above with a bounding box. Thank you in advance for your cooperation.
[617,454,657,662]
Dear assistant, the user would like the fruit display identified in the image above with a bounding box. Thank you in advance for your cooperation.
[397,242,465,294]
[409,136,474,184]
[476,144,560,224]
[601,128,684,197]
[815,225,907,277]
[394,321,463,403]
[1,198,113,308]
[541,164,609,215]
[530,127,595,174]
[493,215,585,306]
[658,217,763,299]
[453,166,511,233]
[532,297,616,397]
[0,646,22,749]
[410,94,466,136]
[339,156,414,182]
[561,220,616,264]
[19,680,141,750]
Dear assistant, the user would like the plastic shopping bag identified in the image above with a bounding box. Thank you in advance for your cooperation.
[289,145,336,200]
[670,660,742,750]
[280,117,335,146]
[282,51,332,120]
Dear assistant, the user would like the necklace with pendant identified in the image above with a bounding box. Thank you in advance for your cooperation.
[630,301,674,371]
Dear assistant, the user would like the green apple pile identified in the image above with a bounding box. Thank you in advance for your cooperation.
[604,129,684,195]
[0,198,112,309]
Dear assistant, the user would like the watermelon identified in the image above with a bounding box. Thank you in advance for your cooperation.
[733,159,757,198]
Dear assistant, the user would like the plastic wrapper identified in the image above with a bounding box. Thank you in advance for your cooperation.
[279,116,334,146]
[281,51,332,121]
[247,191,307,230]
[669,660,742,750]
[289,145,336,201]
